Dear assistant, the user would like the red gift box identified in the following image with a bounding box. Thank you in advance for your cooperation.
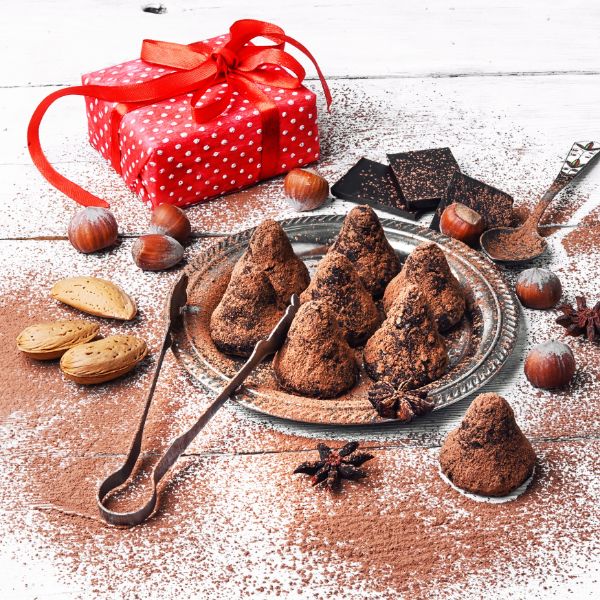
[28,20,331,209]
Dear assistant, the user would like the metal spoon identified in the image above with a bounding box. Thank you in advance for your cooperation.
[480,141,599,264]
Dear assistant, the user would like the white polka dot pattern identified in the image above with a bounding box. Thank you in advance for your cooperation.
[82,34,320,208]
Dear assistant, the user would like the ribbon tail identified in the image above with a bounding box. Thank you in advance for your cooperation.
[279,35,332,110]
[28,86,111,207]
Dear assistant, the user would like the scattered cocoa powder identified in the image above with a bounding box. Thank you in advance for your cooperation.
[1,80,600,597]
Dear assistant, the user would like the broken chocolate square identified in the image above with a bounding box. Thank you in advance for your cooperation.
[387,148,460,210]
[430,172,515,232]
[331,158,421,221]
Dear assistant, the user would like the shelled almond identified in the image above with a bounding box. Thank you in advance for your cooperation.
[16,320,100,360]
[60,335,148,384]
[51,276,137,320]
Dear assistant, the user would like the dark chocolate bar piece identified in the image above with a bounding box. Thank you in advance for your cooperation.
[430,172,515,232]
[331,158,421,221]
[387,148,460,210]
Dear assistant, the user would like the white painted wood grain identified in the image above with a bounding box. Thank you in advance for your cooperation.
[2,75,599,237]
[2,0,599,87]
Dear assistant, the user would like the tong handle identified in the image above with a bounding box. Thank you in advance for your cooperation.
[97,294,299,526]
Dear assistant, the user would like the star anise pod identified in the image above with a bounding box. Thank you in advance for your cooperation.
[368,381,434,422]
[556,296,600,342]
[293,442,374,491]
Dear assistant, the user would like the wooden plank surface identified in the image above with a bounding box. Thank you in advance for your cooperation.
[2,75,600,238]
[3,0,600,86]
[1,1,599,598]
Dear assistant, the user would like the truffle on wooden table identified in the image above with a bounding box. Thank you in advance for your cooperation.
[439,393,536,497]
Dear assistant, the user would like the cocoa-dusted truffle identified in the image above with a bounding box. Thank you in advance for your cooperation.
[210,270,285,357]
[439,393,536,497]
[364,285,447,389]
[383,242,465,331]
[300,252,381,346]
[232,219,310,303]
[331,205,401,298]
[273,301,358,398]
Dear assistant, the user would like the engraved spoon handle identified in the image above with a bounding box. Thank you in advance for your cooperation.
[524,141,600,231]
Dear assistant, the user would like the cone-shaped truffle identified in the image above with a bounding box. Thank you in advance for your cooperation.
[210,270,285,357]
[300,252,381,346]
[364,285,447,389]
[273,300,358,398]
[331,205,401,298]
[383,242,465,331]
[232,219,310,303]
[439,393,536,496]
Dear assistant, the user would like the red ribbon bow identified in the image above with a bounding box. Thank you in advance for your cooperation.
[27,19,332,208]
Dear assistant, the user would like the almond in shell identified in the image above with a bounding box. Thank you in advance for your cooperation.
[60,335,148,384]
[16,320,100,360]
[51,276,137,320]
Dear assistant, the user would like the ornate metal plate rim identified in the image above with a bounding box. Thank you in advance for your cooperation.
[175,214,520,427]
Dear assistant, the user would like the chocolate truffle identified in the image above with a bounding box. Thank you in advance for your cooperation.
[439,393,536,497]
[300,252,381,346]
[331,205,401,298]
[364,285,448,389]
[210,270,285,357]
[232,219,310,303]
[273,301,358,398]
[383,242,465,331]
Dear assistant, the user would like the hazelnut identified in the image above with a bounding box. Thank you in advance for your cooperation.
[149,203,192,244]
[524,340,575,389]
[440,203,485,247]
[68,207,118,254]
[132,234,184,271]
[515,268,562,309]
[283,168,329,211]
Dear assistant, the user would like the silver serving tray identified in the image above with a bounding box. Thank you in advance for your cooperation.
[174,215,519,426]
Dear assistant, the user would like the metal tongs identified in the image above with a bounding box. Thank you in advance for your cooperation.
[97,274,299,526]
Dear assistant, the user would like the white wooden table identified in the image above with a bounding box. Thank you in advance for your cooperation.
[1,1,598,598]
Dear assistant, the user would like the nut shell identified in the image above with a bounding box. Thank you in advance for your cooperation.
[132,234,184,271]
[51,276,137,320]
[16,320,100,360]
[60,335,148,384]
[440,202,485,247]
[283,168,329,212]
[524,340,575,389]
[68,207,118,253]
[515,268,562,309]
[149,204,192,244]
